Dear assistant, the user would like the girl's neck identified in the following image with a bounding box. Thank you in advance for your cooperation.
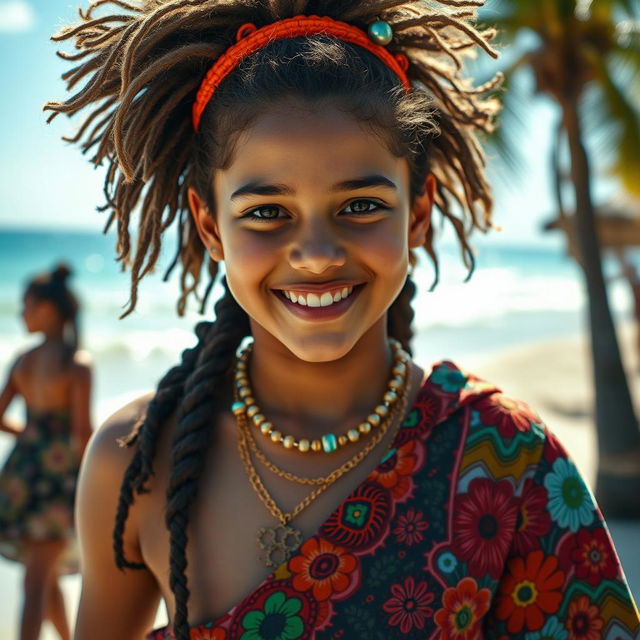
[40,327,65,345]
[246,323,396,439]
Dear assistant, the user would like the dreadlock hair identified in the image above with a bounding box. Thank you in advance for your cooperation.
[46,1,501,636]
[25,263,80,362]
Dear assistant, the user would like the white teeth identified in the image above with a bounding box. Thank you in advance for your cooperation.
[281,286,357,308]
[320,292,334,307]
[307,293,321,308]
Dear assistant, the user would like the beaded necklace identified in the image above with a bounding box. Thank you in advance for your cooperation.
[235,368,411,567]
[231,340,411,567]
[232,339,409,454]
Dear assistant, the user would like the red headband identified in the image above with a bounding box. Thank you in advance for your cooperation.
[192,15,411,132]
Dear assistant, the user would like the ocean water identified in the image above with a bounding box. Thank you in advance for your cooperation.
[0,227,634,423]
[0,227,636,635]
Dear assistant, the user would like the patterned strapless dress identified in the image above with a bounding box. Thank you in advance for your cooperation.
[0,408,81,573]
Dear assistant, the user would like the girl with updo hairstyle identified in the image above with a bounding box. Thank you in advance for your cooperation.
[0,263,93,640]
[46,1,639,639]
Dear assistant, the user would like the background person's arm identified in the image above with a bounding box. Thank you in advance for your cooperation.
[0,360,22,436]
[70,353,93,458]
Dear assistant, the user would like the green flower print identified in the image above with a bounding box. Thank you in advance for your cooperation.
[544,457,594,532]
[431,367,468,393]
[401,409,420,428]
[345,502,370,528]
[240,591,304,640]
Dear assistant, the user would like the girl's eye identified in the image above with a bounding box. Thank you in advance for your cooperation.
[343,200,386,215]
[243,205,284,222]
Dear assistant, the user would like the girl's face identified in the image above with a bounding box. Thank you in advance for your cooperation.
[190,101,432,362]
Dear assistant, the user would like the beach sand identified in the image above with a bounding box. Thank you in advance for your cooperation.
[2,326,639,639]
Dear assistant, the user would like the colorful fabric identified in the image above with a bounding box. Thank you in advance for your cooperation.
[148,361,640,639]
[0,409,80,573]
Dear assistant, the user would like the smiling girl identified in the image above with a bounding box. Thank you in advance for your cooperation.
[46,1,639,639]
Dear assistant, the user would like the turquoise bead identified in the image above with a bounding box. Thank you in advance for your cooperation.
[231,401,246,415]
[368,21,393,46]
[322,434,338,453]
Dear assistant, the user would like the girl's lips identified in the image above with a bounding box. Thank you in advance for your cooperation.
[272,280,361,294]
[274,283,365,321]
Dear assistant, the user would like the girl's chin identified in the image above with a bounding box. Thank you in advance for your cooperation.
[274,334,361,364]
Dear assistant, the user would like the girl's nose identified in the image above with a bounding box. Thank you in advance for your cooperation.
[288,220,347,274]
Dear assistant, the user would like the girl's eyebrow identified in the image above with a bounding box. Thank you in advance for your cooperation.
[230,174,398,201]
[230,182,294,200]
[332,175,398,192]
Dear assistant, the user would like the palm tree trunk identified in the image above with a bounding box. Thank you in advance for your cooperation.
[562,93,640,518]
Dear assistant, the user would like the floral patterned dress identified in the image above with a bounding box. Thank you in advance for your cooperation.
[0,408,80,572]
[148,361,640,639]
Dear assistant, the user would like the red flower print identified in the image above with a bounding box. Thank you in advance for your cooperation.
[496,550,565,633]
[571,528,619,586]
[566,595,604,640]
[392,507,429,546]
[512,479,551,556]
[474,394,538,437]
[382,575,434,634]
[191,628,226,640]
[434,577,492,640]
[289,537,358,601]
[452,478,518,578]
[370,440,425,500]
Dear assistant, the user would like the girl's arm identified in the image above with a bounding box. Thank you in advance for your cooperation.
[484,428,640,637]
[74,397,162,640]
[70,353,93,458]
[0,361,22,436]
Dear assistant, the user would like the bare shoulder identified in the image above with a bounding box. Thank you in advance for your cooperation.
[85,393,153,470]
[11,347,36,373]
[77,393,155,571]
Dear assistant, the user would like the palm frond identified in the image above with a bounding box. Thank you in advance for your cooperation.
[608,40,640,101]
[587,51,640,196]
[595,0,640,19]
[481,52,530,174]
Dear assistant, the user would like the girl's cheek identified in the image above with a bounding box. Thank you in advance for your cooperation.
[223,233,283,293]
[222,223,276,255]
[349,221,409,265]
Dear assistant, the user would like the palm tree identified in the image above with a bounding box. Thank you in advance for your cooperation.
[480,0,640,516]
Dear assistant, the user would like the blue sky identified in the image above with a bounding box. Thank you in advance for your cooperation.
[0,0,609,248]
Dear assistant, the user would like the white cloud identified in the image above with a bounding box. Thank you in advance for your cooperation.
[0,0,36,33]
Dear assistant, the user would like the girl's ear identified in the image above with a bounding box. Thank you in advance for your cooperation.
[187,186,224,261]
[408,174,436,249]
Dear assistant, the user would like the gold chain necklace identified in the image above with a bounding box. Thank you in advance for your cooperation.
[232,339,409,454]
[234,364,411,568]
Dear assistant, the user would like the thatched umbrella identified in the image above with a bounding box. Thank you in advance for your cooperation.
[544,203,640,259]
